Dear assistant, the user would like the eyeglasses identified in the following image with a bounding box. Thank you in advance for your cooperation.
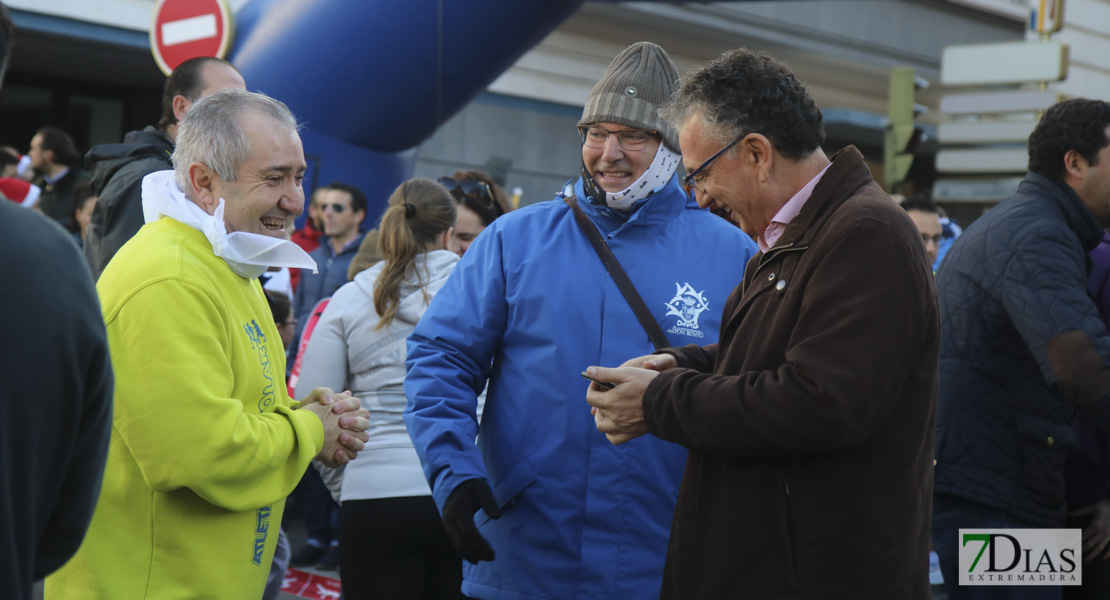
[320,203,348,214]
[682,134,747,198]
[437,177,504,218]
[578,126,660,151]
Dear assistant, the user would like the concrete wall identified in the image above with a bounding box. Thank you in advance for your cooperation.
[411,93,582,209]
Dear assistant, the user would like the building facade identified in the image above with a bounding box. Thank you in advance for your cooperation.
[11,0,1098,218]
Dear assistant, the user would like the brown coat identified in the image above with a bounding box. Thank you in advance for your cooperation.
[644,147,938,599]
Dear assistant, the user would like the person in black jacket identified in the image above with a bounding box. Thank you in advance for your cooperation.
[27,126,89,226]
[933,98,1110,600]
[0,6,115,599]
[83,56,245,279]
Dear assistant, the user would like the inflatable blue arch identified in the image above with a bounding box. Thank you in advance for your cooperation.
[230,0,590,221]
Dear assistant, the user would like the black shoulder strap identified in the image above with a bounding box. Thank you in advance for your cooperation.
[564,193,669,351]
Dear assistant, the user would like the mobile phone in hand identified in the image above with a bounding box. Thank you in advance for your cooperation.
[581,371,617,390]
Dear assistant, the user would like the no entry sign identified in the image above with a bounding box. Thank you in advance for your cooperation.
[149,0,235,76]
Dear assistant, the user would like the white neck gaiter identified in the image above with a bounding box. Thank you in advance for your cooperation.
[603,144,681,211]
[141,170,317,280]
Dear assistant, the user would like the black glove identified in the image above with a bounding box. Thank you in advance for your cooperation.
[442,478,502,564]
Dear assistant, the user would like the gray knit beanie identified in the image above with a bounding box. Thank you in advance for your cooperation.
[578,41,680,153]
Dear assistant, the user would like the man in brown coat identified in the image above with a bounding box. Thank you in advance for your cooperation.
[586,48,939,599]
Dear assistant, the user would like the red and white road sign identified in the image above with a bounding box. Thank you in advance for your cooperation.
[149,0,235,76]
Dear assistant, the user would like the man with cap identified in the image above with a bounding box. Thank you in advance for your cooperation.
[403,42,757,599]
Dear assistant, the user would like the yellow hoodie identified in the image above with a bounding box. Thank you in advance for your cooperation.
[46,217,323,599]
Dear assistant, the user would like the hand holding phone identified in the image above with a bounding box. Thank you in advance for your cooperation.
[581,371,616,390]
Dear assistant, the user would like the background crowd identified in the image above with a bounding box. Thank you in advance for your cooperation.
[9,1,1110,599]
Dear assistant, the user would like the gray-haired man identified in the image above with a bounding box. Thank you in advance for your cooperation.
[46,89,370,600]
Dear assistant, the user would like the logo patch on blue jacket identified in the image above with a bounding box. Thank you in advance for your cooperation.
[665,282,709,339]
[243,319,277,412]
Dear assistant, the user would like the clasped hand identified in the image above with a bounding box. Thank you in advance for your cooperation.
[297,387,371,468]
[584,353,675,445]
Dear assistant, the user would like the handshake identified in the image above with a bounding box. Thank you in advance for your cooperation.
[295,388,371,468]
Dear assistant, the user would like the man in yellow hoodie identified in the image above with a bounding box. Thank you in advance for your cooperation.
[45,88,370,600]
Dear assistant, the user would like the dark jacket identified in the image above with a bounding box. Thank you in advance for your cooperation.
[32,167,91,227]
[1065,232,1110,509]
[934,172,1110,527]
[83,126,174,280]
[289,232,367,363]
[0,201,113,600]
[644,147,938,599]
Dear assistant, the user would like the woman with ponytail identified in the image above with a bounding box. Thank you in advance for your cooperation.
[295,178,463,599]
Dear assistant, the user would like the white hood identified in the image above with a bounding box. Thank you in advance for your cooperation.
[352,249,459,325]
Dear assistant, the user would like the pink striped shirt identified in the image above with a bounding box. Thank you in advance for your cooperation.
[757,163,831,253]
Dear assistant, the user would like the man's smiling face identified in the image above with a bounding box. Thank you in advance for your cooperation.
[214,112,306,239]
[581,121,661,193]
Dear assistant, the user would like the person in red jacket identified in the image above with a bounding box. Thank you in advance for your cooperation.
[290,187,325,291]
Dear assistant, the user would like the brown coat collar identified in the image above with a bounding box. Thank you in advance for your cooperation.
[773,145,872,251]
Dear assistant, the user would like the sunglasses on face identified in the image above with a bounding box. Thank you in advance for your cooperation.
[320,203,348,214]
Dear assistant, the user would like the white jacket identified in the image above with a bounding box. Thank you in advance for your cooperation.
[298,249,459,501]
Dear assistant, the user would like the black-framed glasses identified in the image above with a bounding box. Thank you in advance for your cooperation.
[320,202,347,214]
[437,177,503,217]
[682,134,747,197]
[578,126,660,151]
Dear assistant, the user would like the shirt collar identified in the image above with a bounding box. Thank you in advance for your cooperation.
[326,232,364,257]
[44,167,70,185]
[757,163,831,252]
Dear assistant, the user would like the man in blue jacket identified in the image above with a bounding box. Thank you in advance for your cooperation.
[932,98,1110,599]
[290,182,367,358]
[404,42,757,600]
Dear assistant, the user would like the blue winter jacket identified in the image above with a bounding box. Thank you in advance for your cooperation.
[935,172,1110,527]
[404,176,757,600]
